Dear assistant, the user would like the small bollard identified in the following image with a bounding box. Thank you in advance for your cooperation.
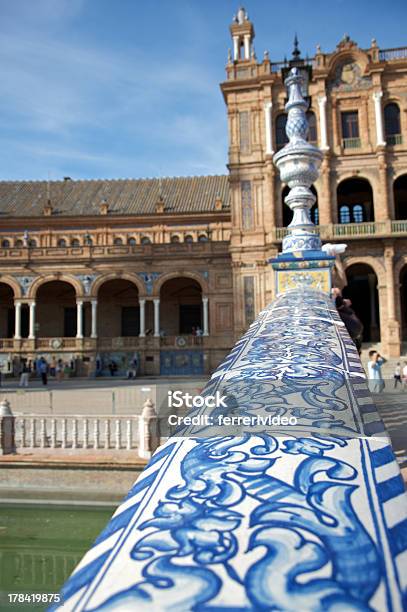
[0,399,16,455]
[138,398,160,459]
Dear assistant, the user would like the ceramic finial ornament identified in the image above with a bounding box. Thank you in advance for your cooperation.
[273,67,323,252]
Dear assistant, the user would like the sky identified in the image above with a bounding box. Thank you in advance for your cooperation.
[0,0,406,181]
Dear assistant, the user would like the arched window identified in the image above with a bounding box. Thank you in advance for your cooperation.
[184,235,193,243]
[339,205,351,224]
[353,204,364,223]
[171,235,180,243]
[337,178,374,223]
[198,234,208,242]
[275,114,288,149]
[141,236,151,245]
[1,239,10,248]
[307,111,317,143]
[113,237,123,246]
[384,103,401,145]
[29,239,37,247]
[57,238,67,247]
[71,238,80,247]
[15,239,23,247]
[128,237,136,246]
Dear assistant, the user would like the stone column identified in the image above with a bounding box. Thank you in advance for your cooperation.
[76,300,84,339]
[91,300,98,339]
[373,91,386,147]
[28,302,36,339]
[319,154,333,225]
[243,34,250,60]
[233,36,239,61]
[153,299,160,337]
[139,299,146,337]
[14,302,22,339]
[202,297,209,336]
[264,102,273,155]
[318,95,329,150]
[377,151,390,221]
[384,245,401,356]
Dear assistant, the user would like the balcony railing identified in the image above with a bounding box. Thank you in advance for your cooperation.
[274,220,407,241]
[387,134,403,146]
[331,222,378,237]
[379,47,407,61]
[342,137,361,149]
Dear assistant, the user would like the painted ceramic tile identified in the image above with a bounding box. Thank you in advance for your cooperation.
[53,290,407,612]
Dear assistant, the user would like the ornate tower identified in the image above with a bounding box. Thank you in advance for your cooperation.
[221,8,279,338]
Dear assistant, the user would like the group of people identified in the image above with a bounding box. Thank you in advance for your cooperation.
[19,357,71,387]
[106,357,138,379]
[332,288,387,394]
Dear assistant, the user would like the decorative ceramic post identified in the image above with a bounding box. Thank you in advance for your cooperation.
[0,399,16,455]
[271,68,335,294]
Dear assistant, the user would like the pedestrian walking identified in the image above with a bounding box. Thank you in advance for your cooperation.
[38,357,48,386]
[394,363,402,389]
[403,362,407,390]
[19,361,30,387]
[367,350,386,394]
[56,359,64,382]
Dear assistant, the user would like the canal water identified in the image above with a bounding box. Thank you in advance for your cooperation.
[0,503,115,611]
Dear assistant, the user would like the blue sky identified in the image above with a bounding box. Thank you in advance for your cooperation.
[0,0,406,181]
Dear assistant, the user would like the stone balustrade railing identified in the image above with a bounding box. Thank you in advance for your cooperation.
[14,415,141,451]
[275,219,407,241]
[54,289,407,611]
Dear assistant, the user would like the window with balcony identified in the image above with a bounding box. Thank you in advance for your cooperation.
[128,237,137,246]
[1,239,10,248]
[384,103,402,145]
[141,236,151,245]
[71,238,80,247]
[57,238,67,247]
[184,235,193,243]
[275,114,288,149]
[337,178,374,223]
[341,111,360,149]
[113,237,123,245]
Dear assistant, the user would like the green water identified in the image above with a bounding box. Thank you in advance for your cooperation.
[0,504,114,611]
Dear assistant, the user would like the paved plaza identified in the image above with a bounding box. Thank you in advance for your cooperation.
[0,375,208,415]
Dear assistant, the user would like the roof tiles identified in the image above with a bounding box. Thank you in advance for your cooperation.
[0,175,230,217]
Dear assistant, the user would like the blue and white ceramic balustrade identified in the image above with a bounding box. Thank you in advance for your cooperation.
[53,69,407,612]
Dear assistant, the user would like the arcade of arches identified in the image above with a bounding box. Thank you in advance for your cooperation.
[0,276,211,376]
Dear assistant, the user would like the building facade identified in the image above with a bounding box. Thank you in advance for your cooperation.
[0,9,406,376]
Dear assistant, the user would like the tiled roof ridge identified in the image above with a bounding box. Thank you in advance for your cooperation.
[0,174,229,185]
